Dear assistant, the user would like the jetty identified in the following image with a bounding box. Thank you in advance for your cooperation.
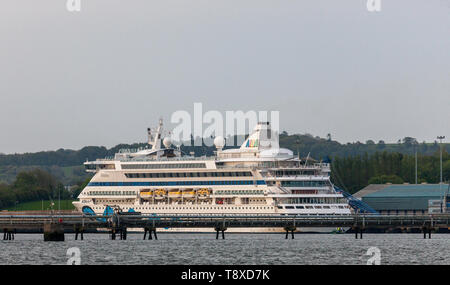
[0,213,449,241]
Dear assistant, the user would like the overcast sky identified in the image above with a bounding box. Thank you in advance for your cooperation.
[0,0,449,154]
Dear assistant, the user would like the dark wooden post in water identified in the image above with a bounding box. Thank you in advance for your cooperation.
[74,226,84,241]
[284,226,296,239]
[3,228,15,240]
[354,227,359,239]
[215,226,226,239]
[144,227,158,240]
[422,226,432,239]
[111,228,116,240]
[43,223,64,241]
[119,228,127,240]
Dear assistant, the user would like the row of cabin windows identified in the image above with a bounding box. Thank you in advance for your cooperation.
[85,164,115,170]
[88,191,136,196]
[86,190,262,196]
[281,181,329,187]
[122,163,206,169]
[214,190,264,195]
[278,205,348,209]
[125,171,252,178]
[91,206,274,210]
[275,170,316,176]
[88,180,262,186]
[280,197,347,204]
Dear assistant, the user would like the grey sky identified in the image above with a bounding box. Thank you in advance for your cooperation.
[0,0,449,154]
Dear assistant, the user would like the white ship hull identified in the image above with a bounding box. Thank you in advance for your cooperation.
[129,227,347,234]
[74,121,353,230]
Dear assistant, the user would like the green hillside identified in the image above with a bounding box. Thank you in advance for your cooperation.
[5,199,76,211]
[0,134,448,197]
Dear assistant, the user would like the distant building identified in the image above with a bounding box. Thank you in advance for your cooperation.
[353,184,450,215]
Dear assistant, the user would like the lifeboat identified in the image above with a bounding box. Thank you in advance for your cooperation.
[154,189,167,199]
[168,190,182,198]
[140,190,153,199]
[182,189,196,198]
[197,188,210,198]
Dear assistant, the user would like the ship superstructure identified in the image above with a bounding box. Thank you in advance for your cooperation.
[74,120,351,217]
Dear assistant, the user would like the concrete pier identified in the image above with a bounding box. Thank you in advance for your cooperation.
[0,214,448,241]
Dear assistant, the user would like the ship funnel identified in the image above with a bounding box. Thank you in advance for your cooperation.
[240,122,279,150]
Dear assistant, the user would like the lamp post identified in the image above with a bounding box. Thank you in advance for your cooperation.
[413,141,418,184]
[437,136,445,213]
[437,136,445,184]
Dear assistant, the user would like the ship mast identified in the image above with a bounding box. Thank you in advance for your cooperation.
[151,118,163,150]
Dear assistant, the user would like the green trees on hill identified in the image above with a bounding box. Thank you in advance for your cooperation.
[0,133,448,198]
[331,150,450,194]
[0,169,73,209]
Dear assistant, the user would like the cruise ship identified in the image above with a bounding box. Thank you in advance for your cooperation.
[73,120,351,232]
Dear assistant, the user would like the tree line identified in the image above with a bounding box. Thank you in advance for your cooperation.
[1,134,447,168]
[0,169,88,210]
[331,150,450,194]
[0,151,448,209]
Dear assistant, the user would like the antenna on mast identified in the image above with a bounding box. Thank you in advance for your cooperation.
[304,152,311,167]
[151,118,163,150]
[147,128,152,145]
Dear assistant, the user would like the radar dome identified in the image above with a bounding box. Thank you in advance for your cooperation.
[214,136,225,149]
[163,137,172,148]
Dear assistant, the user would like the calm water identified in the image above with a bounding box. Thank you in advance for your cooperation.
[0,233,448,265]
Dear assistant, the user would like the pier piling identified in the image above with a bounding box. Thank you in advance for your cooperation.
[215,226,226,239]
[119,228,127,240]
[3,229,15,240]
[144,228,157,240]
[111,229,116,240]
[43,223,64,242]
[422,226,432,239]
[74,226,84,240]
[284,226,296,239]
[352,227,364,239]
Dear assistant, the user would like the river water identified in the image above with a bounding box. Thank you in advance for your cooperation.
[0,233,448,265]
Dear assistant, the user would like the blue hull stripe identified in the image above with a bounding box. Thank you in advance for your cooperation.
[88,180,266,187]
